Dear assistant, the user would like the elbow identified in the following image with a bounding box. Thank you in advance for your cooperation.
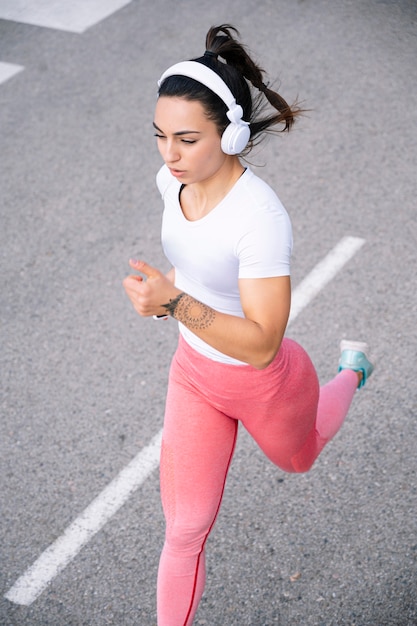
[250,345,280,370]
[252,358,274,371]
[252,361,272,371]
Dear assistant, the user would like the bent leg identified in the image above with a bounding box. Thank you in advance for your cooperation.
[239,339,358,473]
[157,355,237,626]
[290,368,358,471]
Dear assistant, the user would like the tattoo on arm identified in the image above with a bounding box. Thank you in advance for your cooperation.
[162,293,215,330]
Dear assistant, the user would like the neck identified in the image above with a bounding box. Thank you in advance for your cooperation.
[182,157,245,220]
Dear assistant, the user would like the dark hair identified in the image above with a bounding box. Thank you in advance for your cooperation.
[158,24,302,153]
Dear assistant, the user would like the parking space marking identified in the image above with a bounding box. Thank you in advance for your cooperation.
[4,236,365,606]
[0,0,133,33]
[0,62,24,85]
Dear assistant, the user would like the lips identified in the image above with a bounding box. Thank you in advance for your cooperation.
[169,168,185,178]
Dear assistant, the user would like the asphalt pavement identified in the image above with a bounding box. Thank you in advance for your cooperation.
[1,1,417,624]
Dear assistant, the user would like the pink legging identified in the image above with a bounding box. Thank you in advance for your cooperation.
[157,336,358,625]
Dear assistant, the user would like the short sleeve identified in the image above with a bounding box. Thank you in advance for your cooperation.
[236,208,293,278]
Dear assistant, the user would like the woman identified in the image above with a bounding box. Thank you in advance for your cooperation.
[123,24,374,626]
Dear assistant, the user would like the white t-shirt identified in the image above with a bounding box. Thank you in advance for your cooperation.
[157,164,293,364]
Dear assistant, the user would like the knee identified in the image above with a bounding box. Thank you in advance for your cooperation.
[262,447,312,474]
[165,519,210,556]
[275,458,314,474]
[288,452,317,474]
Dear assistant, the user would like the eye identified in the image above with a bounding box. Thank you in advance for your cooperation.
[181,139,196,144]
[154,133,165,139]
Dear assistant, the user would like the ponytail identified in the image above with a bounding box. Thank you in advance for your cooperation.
[158,24,303,153]
[203,25,302,137]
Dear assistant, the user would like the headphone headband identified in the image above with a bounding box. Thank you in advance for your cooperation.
[158,61,235,107]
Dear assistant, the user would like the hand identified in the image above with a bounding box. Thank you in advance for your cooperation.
[123,259,181,318]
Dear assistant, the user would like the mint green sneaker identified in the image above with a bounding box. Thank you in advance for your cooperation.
[338,340,374,389]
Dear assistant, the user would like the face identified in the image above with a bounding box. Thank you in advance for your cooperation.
[153,96,228,185]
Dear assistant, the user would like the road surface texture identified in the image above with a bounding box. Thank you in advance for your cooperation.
[1,1,416,624]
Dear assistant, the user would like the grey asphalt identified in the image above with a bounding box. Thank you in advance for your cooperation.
[1,1,417,624]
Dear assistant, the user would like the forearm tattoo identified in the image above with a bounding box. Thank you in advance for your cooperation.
[162,293,215,330]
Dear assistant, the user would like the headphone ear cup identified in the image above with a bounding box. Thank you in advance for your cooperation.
[221,123,250,155]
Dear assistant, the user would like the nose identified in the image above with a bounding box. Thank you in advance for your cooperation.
[164,139,180,164]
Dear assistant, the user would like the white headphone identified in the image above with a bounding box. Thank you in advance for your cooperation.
[158,61,250,155]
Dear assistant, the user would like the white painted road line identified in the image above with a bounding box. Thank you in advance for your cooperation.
[4,236,365,606]
[288,236,365,325]
[0,0,133,34]
[0,62,24,85]
[4,430,163,606]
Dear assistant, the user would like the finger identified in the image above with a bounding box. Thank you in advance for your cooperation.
[129,259,159,279]
[124,274,143,283]
[123,275,143,290]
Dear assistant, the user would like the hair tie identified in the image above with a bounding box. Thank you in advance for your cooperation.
[204,50,218,59]
[259,82,268,93]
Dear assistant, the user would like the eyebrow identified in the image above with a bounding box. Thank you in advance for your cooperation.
[153,122,201,136]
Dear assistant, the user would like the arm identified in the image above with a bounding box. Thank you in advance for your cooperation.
[123,260,290,369]
[163,276,290,369]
